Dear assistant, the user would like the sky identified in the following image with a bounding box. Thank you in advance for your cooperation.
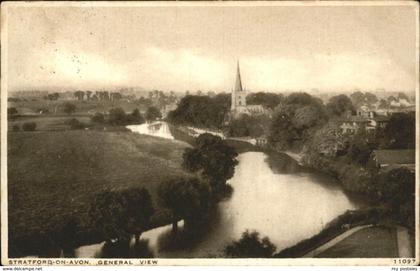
[4,3,418,93]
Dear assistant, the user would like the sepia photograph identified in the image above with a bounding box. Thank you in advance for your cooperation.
[1,1,419,266]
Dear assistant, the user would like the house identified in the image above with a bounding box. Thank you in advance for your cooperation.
[255,136,268,147]
[339,111,390,134]
[339,116,370,134]
[370,149,415,172]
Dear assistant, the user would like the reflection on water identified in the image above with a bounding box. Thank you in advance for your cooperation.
[127,122,174,140]
[75,122,360,258]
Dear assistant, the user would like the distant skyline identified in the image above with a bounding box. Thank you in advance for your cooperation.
[4,3,418,94]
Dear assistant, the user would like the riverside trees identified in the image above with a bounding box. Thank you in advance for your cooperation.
[182,133,239,195]
[157,177,211,232]
[88,187,154,243]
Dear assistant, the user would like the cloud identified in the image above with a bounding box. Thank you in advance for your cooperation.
[241,53,414,92]
[136,46,231,91]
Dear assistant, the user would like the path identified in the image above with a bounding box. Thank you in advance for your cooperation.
[302,225,372,258]
[396,226,413,257]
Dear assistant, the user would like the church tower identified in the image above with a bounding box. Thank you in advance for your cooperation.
[231,61,247,113]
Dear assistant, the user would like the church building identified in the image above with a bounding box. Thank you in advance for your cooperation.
[230,61,266,118]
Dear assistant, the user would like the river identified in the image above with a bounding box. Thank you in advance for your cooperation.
[76,121,362,258]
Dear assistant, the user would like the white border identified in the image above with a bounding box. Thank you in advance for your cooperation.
[1,1,419,266]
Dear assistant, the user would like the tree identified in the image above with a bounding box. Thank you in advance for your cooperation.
[145,106,162,122]
[108,108,127,125]
[74,91,85,101]
[375,167,415,227]
[22,122,37,131]
[269,93,327,150]
[167,94,230,129]
[62,102,76,115]
[380,112,415,149]
[111,92,122,102]
[65,118,85,130]
[88,188,154,242]
[120,188,154,242]
[53,216,80,257]
[91,113,105,124]
[268,111,298,150]
[86,91,92,100]
[225,230,276,258]
[126,109,145,124]
[364,92,378,106]
[378,99,389,109]
[347,129,377,166]
[7,107,18,119]
[326,95,354,116]
[183,133,238,194]
[158,177,211,232]
[350,91,365,107]
[246,92,283,109]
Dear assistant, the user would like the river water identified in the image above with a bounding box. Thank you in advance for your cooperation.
[76,122,362,258]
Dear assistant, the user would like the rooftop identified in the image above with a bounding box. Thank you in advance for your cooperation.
[372,149,415,165]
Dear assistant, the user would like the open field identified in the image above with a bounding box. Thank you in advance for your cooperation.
[315,226,399,258]
[9,115,92,131]
[8,130,191,256]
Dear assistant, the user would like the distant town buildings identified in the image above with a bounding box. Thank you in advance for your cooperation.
[339,108,391,135]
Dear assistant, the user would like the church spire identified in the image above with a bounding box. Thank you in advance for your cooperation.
[234,60,243,92]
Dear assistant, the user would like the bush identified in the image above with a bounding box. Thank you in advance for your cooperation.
[65,118,85,130]
[62,103,76,115]
[22,122,37,131]
[225,230,276,258]
[91,113,105,124]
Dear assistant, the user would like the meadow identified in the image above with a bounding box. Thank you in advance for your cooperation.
[8,129,191,256]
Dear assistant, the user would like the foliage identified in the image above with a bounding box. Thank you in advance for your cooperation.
[74,91,85,101]
[374,168,415,227]
[119,188,154,239]
[246,92,283,109]
[350,91,378,108]
[22,122,37,131]
[268,93,327,151]
[227,114,269,137]
[91,113,105,124]
[225,230,276,258]
[145,106,162,122]
[127,109,145,124]
[88,188,154,241]
[182,133,238,193]
[45,93,60,101]
[8,107,18,116]
[168,94,230,129]
[379,112,415,149]
[65,118,85,130]
[326,95,354,116]
[62,102,76,115]
[53,216,80,251]
[158,177,211,230]
[108,108,128,125]
[347,129,378,166]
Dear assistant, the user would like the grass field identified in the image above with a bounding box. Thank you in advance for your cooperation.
[9,115,92,131]
[315,226,399,258]
[9,99,146,115]
[8,130,191,256]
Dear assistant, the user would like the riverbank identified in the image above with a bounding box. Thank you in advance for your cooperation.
[274,208,387,258]
[8,130,191,257]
